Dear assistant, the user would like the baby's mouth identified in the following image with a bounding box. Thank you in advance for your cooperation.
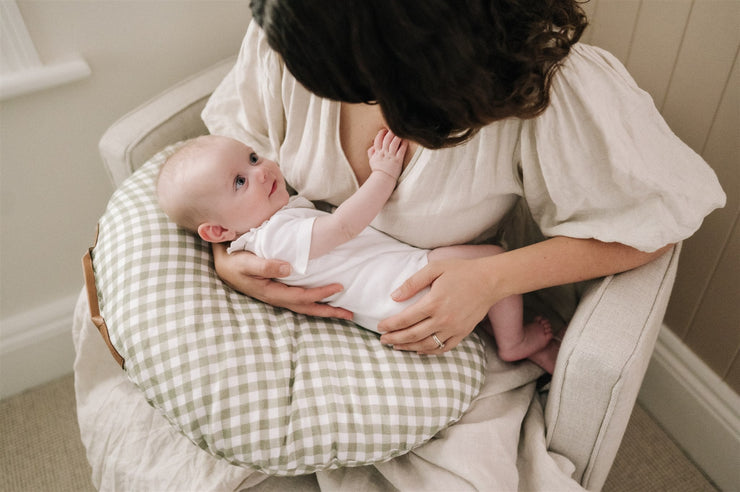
[270,180,277,196]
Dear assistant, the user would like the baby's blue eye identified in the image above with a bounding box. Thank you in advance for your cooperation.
[235,175,246,190]
[249,153,259,165]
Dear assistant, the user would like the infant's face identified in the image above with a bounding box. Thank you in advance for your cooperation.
[196,136,290,234]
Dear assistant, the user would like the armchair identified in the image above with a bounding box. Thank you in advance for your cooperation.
[75,57,680,491]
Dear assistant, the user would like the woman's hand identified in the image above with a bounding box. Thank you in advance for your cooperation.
[377,237,674,354]
[378,257,498,354]
[212,242,353,320]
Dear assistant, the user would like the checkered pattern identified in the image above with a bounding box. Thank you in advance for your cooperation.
[92,142,487,475]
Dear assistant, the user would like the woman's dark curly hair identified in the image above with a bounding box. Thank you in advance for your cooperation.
[250,0,588,148]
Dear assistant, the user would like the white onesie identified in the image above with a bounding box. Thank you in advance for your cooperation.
[227,196,430,333]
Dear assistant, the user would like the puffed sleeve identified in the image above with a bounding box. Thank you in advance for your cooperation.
[519,44,726,252]
[202,21,285,162]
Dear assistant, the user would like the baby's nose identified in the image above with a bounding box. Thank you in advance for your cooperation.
[253,167,267,182]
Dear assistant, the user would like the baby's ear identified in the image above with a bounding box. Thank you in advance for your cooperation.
[197,223,236,243]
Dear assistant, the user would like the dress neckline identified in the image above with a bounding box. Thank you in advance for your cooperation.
[332,101,424,191]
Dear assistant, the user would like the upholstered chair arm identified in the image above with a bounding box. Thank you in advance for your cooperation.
[545,244,681,491]
[98,56,235,187]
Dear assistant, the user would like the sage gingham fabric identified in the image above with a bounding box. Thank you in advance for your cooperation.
[91,142,486,475]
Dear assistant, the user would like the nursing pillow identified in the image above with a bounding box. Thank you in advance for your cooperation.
[89,142,487,475]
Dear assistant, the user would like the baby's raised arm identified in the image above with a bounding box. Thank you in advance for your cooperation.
[309,129,407,259]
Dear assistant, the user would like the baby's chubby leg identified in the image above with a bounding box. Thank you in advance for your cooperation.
[427,244,553,370]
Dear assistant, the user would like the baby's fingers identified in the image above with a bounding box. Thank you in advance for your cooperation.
[373,129,388,150]
[383,129,406,156]
[382,128,396,152]
[395,139,408,158]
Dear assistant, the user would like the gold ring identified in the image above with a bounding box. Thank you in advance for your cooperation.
[431,333,445,349]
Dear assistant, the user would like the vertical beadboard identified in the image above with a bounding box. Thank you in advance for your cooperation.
[684,218,740,377]
[585,0,740,390]
[579,0,598,45]
[664,37,739,341]
[660,0,739,153]
[680,47,740,382]
[660,1,740,387]
[624,0,693,109]
[584,0,642,61]
[727,351,740,394]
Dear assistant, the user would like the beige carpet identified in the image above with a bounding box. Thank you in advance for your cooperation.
[1,374,718,492]
[1,375,94,492]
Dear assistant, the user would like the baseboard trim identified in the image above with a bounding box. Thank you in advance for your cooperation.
[638,326,740,491]
[0,294,79,399]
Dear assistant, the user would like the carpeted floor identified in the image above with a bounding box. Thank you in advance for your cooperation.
[1,375,94,492]
[0,374,718,492]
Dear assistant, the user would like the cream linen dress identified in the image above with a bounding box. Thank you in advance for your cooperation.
[71,21,727,492]
[202,22,725,255]
[199,28,725,487]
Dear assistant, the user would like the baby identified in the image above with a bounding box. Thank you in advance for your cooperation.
[157,131,555,372]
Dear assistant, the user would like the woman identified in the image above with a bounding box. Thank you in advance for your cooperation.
[204,0,725,358]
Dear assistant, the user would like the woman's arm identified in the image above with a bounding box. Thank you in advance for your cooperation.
[377,237,673,352]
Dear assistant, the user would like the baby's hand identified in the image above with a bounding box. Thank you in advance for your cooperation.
[367,129,407,181]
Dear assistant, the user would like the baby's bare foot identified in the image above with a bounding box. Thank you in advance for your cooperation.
[497,316,553,363]
[528,338,560,374]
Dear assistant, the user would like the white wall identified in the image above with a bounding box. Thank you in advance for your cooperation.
[0,1,250,396]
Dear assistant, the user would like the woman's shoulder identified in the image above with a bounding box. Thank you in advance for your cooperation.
[240,21,284,70]
[549,43,646,106]
[517,44,726,253]
[533,42,664,137]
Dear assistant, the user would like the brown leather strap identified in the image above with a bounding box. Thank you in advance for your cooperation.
[82,225,125,369]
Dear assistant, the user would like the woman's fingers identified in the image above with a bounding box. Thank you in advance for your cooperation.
[213,243,290,281]
[385,319,465,354]
[402,334,465,355]
[211,243,353,320]
[233,250,291,279]
[277,283,354,319]
[378,296,458,351]
[380,258,494,353]
[212,243,284,277]
[378,265,441,340]
[234,276,353,320]
[379,314,431,343]
[299,302,354,320]
[390,264,440,303]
